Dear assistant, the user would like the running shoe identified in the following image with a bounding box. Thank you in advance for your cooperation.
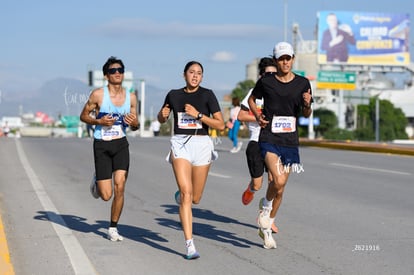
[242,184,254,205]
[90,173,99,199]
[186,251,200,260]
[174,190,181,205]
[257,198,272,229]
[259,197,264,210]
[258,228,277,249]
[258,198,279,233]
[185,240,200,260]
[236,141,243,152]
[107,227,123,242]
[258,206,272,229]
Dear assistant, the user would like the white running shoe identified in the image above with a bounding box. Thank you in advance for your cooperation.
[236,141,243,152]
[259,198,278,233]
[90,174,99,199]
[108,227,123,241]
[259,197,264,210]
[257,205,272,229]
[258,228,277,249]
[185,240,200,260]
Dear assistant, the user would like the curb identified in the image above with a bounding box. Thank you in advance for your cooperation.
[299,139,414,156]
[0,213,14,275]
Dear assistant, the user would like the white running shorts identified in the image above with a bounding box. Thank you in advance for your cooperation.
[166,135,218,166]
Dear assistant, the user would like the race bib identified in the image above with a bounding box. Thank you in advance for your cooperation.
[271,116,296,133]
[101,124,124,141]
[177,112,202,129]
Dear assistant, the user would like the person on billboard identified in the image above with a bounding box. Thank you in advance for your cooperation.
[321,13,356,63]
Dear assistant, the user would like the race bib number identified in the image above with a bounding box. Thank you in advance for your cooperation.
[271,116,296,133]
[101,124,124,141]
[177,112,202,129]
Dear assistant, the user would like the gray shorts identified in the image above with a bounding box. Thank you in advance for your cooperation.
[166,135,218,166]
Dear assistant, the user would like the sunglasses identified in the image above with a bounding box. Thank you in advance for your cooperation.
[107,67,125,74]
[277,56,292,62]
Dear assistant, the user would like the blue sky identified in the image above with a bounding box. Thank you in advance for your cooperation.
[1,0,413,110]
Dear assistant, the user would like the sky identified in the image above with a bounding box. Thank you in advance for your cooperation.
[1,0,413,116]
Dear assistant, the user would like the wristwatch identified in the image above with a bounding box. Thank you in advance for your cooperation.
[197,112,203,120]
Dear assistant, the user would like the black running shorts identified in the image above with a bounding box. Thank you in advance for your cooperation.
[93,137,130,180]
[246,140,266,178]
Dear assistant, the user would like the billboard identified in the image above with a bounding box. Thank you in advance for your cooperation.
[318,11,410,66]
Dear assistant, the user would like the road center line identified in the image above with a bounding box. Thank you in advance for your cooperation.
[209,172,231,178]
[330,162,411,175]
[15,139,97,275]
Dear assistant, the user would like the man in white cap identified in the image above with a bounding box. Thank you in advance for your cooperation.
[248,42,313,249]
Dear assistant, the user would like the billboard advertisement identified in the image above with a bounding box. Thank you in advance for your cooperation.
[318,11,410,65]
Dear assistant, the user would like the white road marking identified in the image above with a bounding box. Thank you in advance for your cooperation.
[15,139,97,275]
[330,162,411,176]
[209,172,231,178]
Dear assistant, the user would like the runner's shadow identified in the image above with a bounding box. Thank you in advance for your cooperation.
[163,204,257,229]
[159,205,262,248]
[33,211,181,256]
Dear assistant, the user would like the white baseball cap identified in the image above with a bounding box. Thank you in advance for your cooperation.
[273,42,294,59]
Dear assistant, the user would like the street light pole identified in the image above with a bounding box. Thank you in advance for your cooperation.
[284,0,287,41]
[375,96,380,142]
[139,79,145,137]
[365,78,393,143]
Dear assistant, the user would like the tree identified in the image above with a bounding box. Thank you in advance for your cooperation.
[312,108,338,138]
[231,79,255,100]
[355,98,408,141]
[354,104,373,140]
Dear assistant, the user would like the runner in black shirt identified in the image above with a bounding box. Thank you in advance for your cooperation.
[248,42,313,249]
[157,61,225,259]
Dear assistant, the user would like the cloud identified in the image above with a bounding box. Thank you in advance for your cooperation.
[91,18,275,39]
[209,51,236,62]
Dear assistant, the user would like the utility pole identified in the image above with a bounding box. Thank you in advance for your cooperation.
[284,0,288,41]
[139,79,146,137]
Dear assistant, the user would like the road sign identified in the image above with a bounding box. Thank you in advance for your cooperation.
[317,71,356,90]
[294,70,306,77]
[299,117,320,126]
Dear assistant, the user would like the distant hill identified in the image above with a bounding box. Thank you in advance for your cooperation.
[0,78,172,120]
[0,77,230,120]
[0,78,90,118]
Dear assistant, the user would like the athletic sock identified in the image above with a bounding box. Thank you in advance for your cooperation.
[185,239,194,247]
[186,239,196,254]
[249,181,257,193]
[263,198,273,208]
[249,185,256,193]
[110,221,118,228]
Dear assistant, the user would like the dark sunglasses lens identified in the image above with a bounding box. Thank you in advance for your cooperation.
[278,56,292,61]
[108,68,124,74]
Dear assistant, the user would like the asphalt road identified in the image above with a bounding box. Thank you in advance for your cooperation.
[0,136,413,275]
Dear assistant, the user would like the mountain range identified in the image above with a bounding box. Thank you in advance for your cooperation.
[1,78,223,120]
